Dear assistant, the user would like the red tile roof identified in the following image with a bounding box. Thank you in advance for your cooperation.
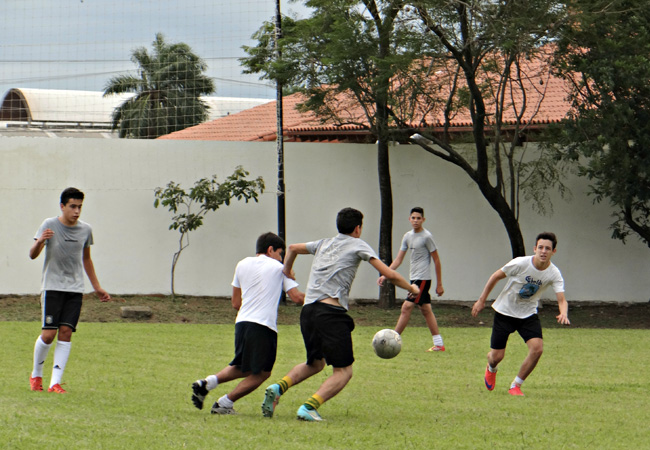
[159,51,572,142]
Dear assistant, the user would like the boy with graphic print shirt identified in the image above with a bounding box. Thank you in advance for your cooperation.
[471,232,570,396]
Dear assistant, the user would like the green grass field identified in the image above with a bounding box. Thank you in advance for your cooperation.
[1,322,648,449]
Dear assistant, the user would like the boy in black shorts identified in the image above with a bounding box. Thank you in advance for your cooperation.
[378,207,445,351]
[261,208,419,421]
[471,232,570,396]
[29,187,111,393]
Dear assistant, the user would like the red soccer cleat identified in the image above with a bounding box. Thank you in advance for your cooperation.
[30,376,43,392]
[508,385,524,396]
[48,384,67,394]
[484,365,496,391]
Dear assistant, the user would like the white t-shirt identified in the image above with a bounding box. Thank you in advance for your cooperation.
[231,254,299,332]
[492,256,565,319]
[399,228,437,280]
[303,234,378,310]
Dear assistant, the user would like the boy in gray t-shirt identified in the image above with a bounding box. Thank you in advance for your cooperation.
[29,187,110,394]
[378,207,446,352]
[261,208,419,422]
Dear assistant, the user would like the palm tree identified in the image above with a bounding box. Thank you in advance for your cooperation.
[104,33,215,138]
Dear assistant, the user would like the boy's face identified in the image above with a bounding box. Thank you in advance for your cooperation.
[533,239,556,263]
[60,198,83,225]
[409,212,425,231]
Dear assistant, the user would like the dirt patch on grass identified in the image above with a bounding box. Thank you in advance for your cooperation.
[1,295,648,329]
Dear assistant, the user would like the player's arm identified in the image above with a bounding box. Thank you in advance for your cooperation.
[231,286,242,310]
[29,228,54,260]
[377,249,406,286]
[283,243,309,279]
[370,257,419,296]
[286,287,305,306]
[471,269,506,317]
[431,250,444,296]
[555,292,570,325]
[83,247,111,302]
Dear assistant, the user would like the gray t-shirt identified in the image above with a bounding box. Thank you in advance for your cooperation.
[399,228,437,281]
[304,234,378,310]
[35,217,93,293]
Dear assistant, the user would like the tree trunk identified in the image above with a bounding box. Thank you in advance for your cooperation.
[377,138,395,308]
[476,180,526,257]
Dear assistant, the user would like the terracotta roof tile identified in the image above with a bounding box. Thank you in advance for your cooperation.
[159,51,572,142]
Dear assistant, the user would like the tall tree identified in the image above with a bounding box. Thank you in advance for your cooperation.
[551,0,650,247]
[104,33,215,139]
[406,0,571,257]
[242,0,431,307]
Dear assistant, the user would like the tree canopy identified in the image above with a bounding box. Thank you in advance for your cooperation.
[552,0,650,247]
[104,33,215,139]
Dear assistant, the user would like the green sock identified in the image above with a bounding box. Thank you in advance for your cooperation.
[278,376,293,395]
[303,394,324,411]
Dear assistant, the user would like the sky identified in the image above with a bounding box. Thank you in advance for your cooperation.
[0,0,310,100]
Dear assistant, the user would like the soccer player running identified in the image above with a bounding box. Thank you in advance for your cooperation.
[191,232,304,415]
[471,232,570,396]
[29,187,111,394]
[261,207,419,421]
[377,207,446,352]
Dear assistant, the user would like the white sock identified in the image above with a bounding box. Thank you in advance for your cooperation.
[218,394,234,408]
[488,364,498,373]
[206,375,218,391]
[49,341,71,388]
[32,336,51,378]
[433,335,444,347]
[511,376,524,388]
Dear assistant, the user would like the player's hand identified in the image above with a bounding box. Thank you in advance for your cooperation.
[96,288,111,302]
[471,300,485,317]
[409,284,420,297]
[39,228,54,242]
[556,313,570,325]
[283,268,296,280]
[436,284,444,297]
[377,275,386,286]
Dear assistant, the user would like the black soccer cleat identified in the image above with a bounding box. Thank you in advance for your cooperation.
[191,379,209,410]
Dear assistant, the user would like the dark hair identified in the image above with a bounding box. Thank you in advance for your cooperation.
[336,207,364,234]
[410,207,424,216]
[60,187,84,205]
[536,232,557,250]
[256,232,285,254]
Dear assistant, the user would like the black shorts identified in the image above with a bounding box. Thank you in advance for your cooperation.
[490,311,543,350]
[230,321,277,374]
[405,280,431,305]
[41,291,83,331]
[300,301,355,368]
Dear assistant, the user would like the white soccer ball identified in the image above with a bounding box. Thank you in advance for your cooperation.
[372,329,402,359]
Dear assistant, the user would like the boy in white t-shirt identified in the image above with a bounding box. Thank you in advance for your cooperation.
[191,232,304,414]
[471,232,570,396]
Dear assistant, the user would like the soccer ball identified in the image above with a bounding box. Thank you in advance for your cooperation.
[372,329,402,359]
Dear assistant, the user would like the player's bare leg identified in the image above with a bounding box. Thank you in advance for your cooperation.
[227,371,271,402]
[420,304,440,335]
[516,338,544,382]
[395,301,415,334]
[313,365,353,403]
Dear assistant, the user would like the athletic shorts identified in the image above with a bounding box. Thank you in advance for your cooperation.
[405,280,431,305]
[300,301,355,368]
[41,290,83,331]
[230,321,277,374]
[490,311,543,350]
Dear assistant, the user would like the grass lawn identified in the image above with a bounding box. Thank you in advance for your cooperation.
[1,321,648,449]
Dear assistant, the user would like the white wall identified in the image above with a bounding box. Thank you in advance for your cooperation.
[1,137,648,302]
